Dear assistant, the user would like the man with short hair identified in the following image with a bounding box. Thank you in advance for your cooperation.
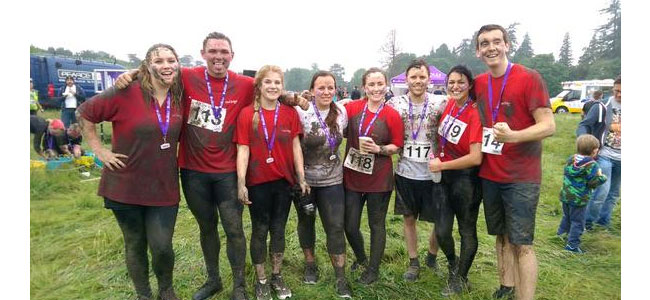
[580,76,621,230]
[473,24,555,300]
[386,59,445,283]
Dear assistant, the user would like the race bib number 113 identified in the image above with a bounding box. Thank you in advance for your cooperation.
[187,99,227,132]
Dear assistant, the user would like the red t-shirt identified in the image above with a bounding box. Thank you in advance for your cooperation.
[234,103,302,186]
[474,64,550,183]
[438,100,483,162]
[177,67,255,173]
[79,82,183,206]
[343,99,404,192]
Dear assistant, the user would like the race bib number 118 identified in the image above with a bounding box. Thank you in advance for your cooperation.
[344,147,375,174]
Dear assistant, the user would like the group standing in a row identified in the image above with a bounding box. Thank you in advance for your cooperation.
[80,24,555,300]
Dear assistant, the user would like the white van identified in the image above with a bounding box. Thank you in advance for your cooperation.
[550,79,614,113]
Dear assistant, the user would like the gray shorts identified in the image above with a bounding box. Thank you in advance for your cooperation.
[482,179,540,245]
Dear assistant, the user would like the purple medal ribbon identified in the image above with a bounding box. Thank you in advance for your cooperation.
[408,94,429,140]
[487,63,512,125]
[259,103,280,158]
[204,68,229,121]
[153,92,172,143]
[358,101,385,137]
[439,98,471,157]
[312,100,337,156]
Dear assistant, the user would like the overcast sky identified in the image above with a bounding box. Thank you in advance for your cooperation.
[27,0,613,80]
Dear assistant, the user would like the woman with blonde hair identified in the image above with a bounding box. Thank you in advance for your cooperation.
[235,65,308,300]
[78,43,183,300]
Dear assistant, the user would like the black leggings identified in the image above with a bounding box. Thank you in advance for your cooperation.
[180,169,247,281]
[248,179,293,264]
[294,184,346,255]
[108,199,178,296]
[434,168,481,279]
[344,190,391,270]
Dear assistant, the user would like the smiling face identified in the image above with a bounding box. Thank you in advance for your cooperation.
[311,75,336,108]
[447,71,471,102]
[201,38,233,78]
[259,71,283,102]
[363,72,387,103]
[476,29,510,70]
[406,65,430,98]
[148,47,180,87]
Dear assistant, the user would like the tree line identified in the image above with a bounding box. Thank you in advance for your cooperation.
[30,0,619,97]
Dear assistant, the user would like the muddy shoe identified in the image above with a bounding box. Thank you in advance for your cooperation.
[230,285,249,300]
[402,265,420,282]
[335,278,352,298]
[358,268,378,285]
[193,277,224,300]
[492,285,515,299]
[254,280,272,300]
[441,275,470,297]
[270,274,292,299]
[303,263,319,284]
[425,252,443,276]
[350,260,367,272]
[157,288,180,300]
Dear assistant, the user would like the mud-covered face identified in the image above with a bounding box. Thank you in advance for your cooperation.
[476,29,510,70]
[364,72,387,103]
[446,72,471,102]
[260,71,283,102]
[406,66,430,98]
[201,38,233,78]
[148,48,179,86]
[312,76,336,108]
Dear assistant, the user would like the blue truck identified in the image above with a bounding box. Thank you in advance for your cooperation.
[30,54,127,108]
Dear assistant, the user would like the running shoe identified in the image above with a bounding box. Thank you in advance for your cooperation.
[254,280,272,300]
[192,277,223,300]
[402,265,420,282]
[270,274,292,299]
[303,263,319,284]
[335,278,352,298]
[492,286,515,299]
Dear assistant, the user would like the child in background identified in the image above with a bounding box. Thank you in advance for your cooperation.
[557,134,607,253]
[66,123,84,158]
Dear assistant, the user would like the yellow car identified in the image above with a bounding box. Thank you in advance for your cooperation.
[551,79,614,114]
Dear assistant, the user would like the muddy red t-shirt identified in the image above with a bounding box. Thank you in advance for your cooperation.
[438,100,483,162]
[474,64,550,183]
[343,99,404,192]
[234,104,302,186]
[78,82,183,206]
[177,67,255,173]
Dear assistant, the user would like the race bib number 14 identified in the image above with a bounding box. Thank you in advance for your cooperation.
[481,128,504,155]
[187,99,227,132]
[344,147,375,174]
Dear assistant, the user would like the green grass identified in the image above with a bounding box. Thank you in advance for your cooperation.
[30,112,620,299]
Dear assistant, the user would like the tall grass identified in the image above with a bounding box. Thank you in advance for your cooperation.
[30,113,620,299]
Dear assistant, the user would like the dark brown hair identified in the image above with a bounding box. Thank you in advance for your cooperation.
[138,43,183,108]
[203,32,233,52]
[361,67,388,87]
[309,71,340,135]
[475,24,509,50]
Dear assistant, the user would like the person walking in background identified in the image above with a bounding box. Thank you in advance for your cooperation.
[473,24,555,300]
[59,76,86,128]
[557,134,607,253]
[30,78,43,116]
[580,76,621,230]
[77,43,184,300]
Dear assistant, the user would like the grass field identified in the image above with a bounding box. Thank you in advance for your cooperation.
[30,110,621,300]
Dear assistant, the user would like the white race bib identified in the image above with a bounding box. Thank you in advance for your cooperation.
[437,115,468,145]
[187,99,227,132]
[481,128,504,155]
[402,141,431,162]
[344,147,375,174]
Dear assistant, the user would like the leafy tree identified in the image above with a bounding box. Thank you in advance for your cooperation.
[505,22,521,57]
[284,67,312,92]
[558,32,573,67]
[521,54,564,96]
[194,60,204,67]
[128,54,142,67]
[389,52,417,79]
[329,63,346,87]
[453,37,485,76]
[350,68,367,90]
[598,0,621,59]
[513,33,534,63]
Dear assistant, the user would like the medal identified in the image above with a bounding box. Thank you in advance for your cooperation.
[329,154,337,161]
[153,92,171,151]
[312,100,339,162]
[260,102,280,163]
[204,68,229,122]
